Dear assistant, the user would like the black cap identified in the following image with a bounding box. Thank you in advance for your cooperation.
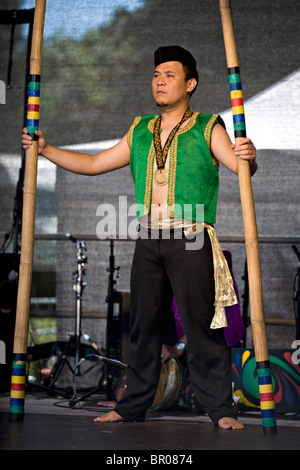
[154,45,198,82]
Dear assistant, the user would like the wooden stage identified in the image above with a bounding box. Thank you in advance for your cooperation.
[0,390,299,452]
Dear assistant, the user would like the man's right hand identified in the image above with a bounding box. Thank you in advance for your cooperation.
[22,128,47,156]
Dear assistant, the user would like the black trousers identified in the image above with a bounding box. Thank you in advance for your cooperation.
[115,228,237,425]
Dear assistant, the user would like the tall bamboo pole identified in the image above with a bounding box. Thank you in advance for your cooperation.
[9,0,46,422]
[219,0,277,435]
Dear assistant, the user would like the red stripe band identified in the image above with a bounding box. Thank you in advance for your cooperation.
[28,104,40,112]
[231,97,244,107]
[11,383,25,391]
[260,392,275,402]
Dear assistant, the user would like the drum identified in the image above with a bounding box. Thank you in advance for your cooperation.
[150,358,183,411]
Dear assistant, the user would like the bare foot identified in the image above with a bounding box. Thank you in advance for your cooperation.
[94,410,125,423]
[218,417,244,430]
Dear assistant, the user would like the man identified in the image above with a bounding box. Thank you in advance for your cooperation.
[23,45,256,430]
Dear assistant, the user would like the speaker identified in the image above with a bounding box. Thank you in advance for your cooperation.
[0,253,19,392]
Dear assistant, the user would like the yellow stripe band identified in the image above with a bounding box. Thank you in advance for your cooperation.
[11,375,26,384]
[259,384,274,394]
[230,89,243,99]
[261,400,276,410]
[27,111,39,120]
[10,390,25,399]
[232,105,244,115]
[28,96,40,105]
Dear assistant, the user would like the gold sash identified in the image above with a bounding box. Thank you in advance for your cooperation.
[205,224,238,329]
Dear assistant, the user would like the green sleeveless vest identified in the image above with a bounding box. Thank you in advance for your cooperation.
[127,112,225,224]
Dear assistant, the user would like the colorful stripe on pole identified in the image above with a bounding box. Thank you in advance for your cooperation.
[9,354,27,421]
[27,74,40,140]
[256,360,277,434]
[228,66,246,138]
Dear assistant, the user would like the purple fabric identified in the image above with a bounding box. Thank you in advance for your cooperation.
[171,297,185,340]
[224,281,245,347]
[171,280,246,348]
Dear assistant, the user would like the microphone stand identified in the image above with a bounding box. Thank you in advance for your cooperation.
[43,234,89,389]
[71,235,88,375]
[68,238,127,407]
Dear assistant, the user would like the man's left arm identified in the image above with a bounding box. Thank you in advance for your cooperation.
[211,123,257,176]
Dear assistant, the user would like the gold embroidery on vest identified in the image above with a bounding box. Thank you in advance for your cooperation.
[168,137,177,217]
[127,116,141,149]
[144,142,156,214]
[168,113,198,217]
[142,116,158,215]
[177,111,199,135]
[204,114,219,167]
[148,115,159,133]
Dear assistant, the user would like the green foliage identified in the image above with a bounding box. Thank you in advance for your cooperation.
[40,8,144,144]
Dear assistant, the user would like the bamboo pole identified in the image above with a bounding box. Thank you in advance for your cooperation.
[9,0,46,422]
[219,0,277,434]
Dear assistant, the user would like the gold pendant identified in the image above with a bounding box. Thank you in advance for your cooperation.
[154,168,168,186]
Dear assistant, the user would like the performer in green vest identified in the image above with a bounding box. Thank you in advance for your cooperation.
[22,45,257,429]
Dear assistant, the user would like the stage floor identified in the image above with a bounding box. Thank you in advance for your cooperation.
[0,390,299,452]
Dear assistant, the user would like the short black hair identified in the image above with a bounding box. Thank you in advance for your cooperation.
[154,45,198,96]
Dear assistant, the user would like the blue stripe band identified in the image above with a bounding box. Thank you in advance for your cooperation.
[229,82,242,91]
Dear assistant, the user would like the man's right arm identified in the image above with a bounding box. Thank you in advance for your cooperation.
[22,128,130,176]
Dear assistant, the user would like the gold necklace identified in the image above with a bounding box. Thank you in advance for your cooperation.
[153,108,193,186]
